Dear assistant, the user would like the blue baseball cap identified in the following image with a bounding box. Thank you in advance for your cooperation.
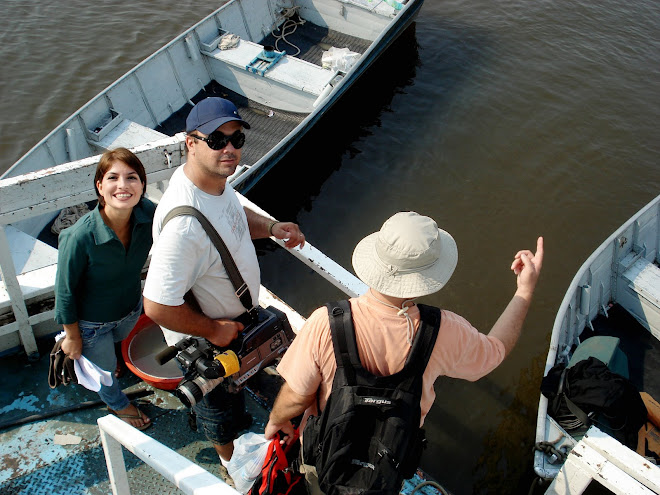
[186,97,251,134]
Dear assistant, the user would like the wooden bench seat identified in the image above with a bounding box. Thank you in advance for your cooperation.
[88,119,169,154]
[619,255,660,340]
[200,38,338,112]
[339,0,401,15]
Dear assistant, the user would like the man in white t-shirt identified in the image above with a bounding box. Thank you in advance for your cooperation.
[143,97,305,467]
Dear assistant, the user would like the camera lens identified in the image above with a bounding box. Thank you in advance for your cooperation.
[176,376,224,408]
[176,381,202,409]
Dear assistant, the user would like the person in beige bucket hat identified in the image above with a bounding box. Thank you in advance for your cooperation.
[351,211,459,298]
[264,212,543,493]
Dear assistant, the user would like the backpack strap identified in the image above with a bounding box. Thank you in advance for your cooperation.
[555,367,591,427]
[404,304,442,377]
[325,300,357,386]
[324,301,442,384]
[162,205,254,315]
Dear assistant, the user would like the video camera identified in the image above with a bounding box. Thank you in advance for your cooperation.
[155,305,295,408]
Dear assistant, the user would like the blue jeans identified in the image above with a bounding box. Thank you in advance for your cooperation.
[192,380,248,446]
[79,300,142,411]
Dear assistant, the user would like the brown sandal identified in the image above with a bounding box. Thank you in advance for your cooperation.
[108,405,151,431]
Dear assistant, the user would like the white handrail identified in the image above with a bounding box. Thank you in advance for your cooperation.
[238,194,368,298]
[544,426,660,495]
[98,414,240,495]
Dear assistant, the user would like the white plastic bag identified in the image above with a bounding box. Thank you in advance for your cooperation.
[321,47,360,72]
[226,432,270,494]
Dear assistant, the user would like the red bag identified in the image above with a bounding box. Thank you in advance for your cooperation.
[249,429,305,495]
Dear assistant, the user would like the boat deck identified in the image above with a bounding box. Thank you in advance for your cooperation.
[0,337,445,494]
[0,337,273,494]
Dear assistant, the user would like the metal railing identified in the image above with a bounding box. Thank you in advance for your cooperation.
[98,414,240,495]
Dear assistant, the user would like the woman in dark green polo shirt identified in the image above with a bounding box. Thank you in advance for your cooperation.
[55,147,155,430]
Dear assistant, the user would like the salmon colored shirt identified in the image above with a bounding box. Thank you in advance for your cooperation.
[277,292,506,426]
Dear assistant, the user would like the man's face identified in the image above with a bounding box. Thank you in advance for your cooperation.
[188,120,243,179]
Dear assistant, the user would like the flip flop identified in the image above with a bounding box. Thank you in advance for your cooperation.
[108,405,152,431]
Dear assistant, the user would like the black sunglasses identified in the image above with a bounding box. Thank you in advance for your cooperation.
[189,130,246,150]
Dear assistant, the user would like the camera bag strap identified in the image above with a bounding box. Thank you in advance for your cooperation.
[162,205,254,315]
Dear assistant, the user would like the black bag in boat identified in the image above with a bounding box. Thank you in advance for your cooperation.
[541,356,647,448]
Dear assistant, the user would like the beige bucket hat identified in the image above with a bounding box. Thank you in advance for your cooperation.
[351,211,458,298]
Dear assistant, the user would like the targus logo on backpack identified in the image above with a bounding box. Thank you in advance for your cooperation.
[360,396,393,406]
[351,459,375,470]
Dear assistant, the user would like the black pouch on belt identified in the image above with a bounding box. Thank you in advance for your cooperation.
[48,339,77,389]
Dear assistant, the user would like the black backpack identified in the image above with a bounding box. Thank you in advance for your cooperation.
[302,300,441,495]
[541,356,648,449]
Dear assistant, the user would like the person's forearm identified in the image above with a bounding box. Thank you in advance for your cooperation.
[265,383,315,442]
[244,207,272,239]
[487,289,533,357]
[61,322,83,359]
[63,322,81,338]
[144,297,241,348]
[144,298,215,338]
[269,382,316,426]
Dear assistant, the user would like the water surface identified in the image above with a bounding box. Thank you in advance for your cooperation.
[1,1,659,493]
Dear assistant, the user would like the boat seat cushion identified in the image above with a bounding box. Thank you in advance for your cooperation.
[568,336,629,379]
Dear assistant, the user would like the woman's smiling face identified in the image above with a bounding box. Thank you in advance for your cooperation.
[96,160,144,212]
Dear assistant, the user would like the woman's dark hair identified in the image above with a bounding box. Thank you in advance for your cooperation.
[94,148,147,206]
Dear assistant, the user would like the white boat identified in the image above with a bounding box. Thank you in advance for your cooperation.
[3,0,423,192]
[0,0,423,357]
[534,193,660,494]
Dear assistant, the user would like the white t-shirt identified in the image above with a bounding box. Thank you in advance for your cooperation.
[143,166,260,346]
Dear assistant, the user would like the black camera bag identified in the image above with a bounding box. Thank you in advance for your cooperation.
[541,356,647,448]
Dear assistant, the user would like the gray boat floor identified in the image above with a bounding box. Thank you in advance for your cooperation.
[158,20,372,171]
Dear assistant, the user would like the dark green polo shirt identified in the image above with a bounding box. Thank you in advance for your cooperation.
[54,199,155,324]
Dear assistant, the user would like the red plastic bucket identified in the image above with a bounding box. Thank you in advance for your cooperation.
[121,314,183,390]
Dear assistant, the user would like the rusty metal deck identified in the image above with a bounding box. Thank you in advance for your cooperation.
[0,337,272,494]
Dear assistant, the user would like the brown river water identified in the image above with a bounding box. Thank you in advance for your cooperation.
[1,0,659,493]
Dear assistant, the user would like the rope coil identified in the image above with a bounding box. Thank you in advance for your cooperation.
[271,6,305,56]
